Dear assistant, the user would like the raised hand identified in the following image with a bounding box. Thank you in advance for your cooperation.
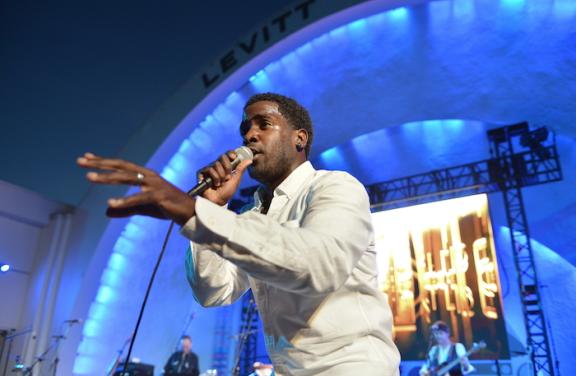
[77,153,196,225]
[196,149,252,206]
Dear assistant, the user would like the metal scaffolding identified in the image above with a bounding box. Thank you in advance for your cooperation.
[486,123,562,376]
[233,291,259,376]
[211,306,233,376]
[364,122,561,375]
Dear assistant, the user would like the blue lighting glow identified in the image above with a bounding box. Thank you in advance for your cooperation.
[348,18,367,30]
[168,154,188,173]
[453,0,475,18]
[443,119,465,129]
[73,355,96,374]
[296,41,314,56]
[499,0,526,16]
[123,222,143,240]
[95,285,116,304]
[500,0,525,8]
[160,166,178,183]
[249,70,273,91]
[213,103,240,128]
[224,91,242,107]
[113,237,135,255]
[107,253,127,271]
[101,267,122,287]
[88,302,108,321]
[0,263,9,272]
[388,7,408,21]
[77,337,106,356]
[189,128,213,150]
[249,70,266,83]
[319,147,348,171]
[82,319,101,338]
[178,139,192,154]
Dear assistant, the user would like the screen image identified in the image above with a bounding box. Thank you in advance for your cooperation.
[372,194,509,360]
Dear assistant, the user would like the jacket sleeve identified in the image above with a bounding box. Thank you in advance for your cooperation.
[181,171,373,296]
[185,244,250,307]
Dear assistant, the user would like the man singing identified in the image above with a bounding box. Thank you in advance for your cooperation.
[78,93,400,375]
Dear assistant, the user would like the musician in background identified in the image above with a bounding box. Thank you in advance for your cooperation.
[419,321,475,376]
[164,335,199,376]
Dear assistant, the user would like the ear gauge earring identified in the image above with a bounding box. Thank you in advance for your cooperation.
[296,143,303,152]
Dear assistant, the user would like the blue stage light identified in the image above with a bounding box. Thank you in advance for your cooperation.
[95,285,116,304]
[107,253,128,271]
[88,302,108,321]
[113,236,135,255]
[72,354,96,374]
[160,166,178,183]
[388,7,408,21]
[319,147,348,171]
[0,263,10,273]
[348,18,367,30]
[123,222,144,240]
[249,70,266,83]
[82,319,101,338]
[101,268,122,288]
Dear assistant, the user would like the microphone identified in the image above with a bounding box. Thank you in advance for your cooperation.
[187,146,253,197]
[64,319,83,324]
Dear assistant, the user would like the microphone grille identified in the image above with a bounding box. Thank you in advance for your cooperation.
[234,146,254,161]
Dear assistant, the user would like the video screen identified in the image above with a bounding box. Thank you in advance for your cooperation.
[372,194,509,360]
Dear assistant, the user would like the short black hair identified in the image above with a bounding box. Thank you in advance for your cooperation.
[181,335,192,341]
[430,321,450,333]
[244,93,314,157]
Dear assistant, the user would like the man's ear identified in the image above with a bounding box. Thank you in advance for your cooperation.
[295,129,308,151]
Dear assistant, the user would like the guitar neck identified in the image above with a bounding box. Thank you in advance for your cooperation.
[434,343,483,376]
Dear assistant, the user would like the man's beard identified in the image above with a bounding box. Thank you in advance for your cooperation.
[247,151,290,185]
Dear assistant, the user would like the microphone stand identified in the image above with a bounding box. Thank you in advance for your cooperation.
[173,310,196,352]
[23,320,78,376]
[2,328,33,376]
[106,335,133,376]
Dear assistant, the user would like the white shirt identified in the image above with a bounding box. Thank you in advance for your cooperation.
[181,161,400,376]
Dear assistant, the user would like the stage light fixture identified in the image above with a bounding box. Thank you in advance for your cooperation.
[0,263,10,273]
[520,126,551,159]
[520,126,549,148]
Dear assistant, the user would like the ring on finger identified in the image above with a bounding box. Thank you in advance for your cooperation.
[136,172,145,185]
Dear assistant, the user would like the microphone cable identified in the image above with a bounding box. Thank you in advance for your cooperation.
[121,220,175,374]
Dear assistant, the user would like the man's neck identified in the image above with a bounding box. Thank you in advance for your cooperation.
[262,159,307,192]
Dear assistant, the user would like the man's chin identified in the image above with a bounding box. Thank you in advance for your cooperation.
[247,165,265,181]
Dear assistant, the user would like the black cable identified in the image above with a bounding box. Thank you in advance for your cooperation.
[121,220,176,374]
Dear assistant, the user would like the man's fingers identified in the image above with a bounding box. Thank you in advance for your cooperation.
[235,159,253,175]
[86,170,145,186]
[220,152,235,173]
[107,191,155,209]
[78,154,146,174]
[202,166,221,187]
[212,161,228,182]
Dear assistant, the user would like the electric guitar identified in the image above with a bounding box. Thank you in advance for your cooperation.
[429,341,486,376]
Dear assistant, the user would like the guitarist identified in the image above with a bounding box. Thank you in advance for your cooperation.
[419,321,475,376]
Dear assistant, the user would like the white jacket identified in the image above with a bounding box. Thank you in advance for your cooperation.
[181,162,400,375]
